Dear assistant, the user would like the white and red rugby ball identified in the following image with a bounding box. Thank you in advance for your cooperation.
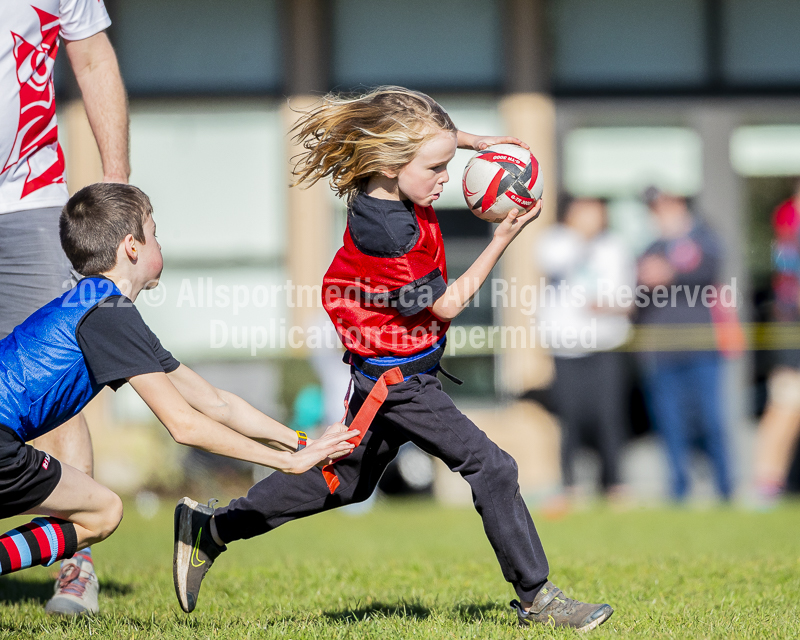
[462,144,543,223]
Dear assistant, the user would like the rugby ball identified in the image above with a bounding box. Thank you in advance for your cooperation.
[462,144,543,223]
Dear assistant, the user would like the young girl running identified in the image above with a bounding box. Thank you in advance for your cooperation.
[175,87,613,631]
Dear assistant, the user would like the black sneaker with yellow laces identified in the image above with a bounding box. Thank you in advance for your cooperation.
[173,497,226,613]
[510,581,613,631]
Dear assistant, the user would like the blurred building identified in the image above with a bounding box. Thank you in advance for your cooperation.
[57,0,800,499]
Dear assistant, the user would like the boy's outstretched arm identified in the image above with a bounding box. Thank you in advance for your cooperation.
[430,203,542,322]
[166,364,303,451]
[128,371,356,474]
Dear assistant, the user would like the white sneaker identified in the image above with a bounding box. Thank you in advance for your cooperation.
[44,553,99,615]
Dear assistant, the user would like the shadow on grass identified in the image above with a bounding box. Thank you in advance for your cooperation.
[0,576,52,605]
[98,579,134,597]
[324,601,431,622]
[454,601,508,622]
[317,600,509,625]
[0,576,132,606]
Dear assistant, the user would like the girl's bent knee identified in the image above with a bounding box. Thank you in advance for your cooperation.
[486,457,520,491]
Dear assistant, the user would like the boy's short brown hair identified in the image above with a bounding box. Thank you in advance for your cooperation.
[60,183,152,276]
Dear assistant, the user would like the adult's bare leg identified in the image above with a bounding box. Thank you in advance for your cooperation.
[754,405,800,491]
[32,413,94,477]
[754,368,800,496]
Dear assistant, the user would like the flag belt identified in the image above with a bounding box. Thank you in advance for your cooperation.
[323,339,464,494]
[348,338,462,385]
[322,366,404,494]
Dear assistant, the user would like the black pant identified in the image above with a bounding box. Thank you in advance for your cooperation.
[215,370,550,601]
[552,352,627,490]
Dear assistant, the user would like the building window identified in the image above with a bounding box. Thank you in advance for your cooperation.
[332,0,502,91]
[723,0,800,86]
[731,126,800,178]
[130,100,289,357]
[115,0,282,95]
[563,127,703,198]
[550,0,708,90]
[129,101,286,262]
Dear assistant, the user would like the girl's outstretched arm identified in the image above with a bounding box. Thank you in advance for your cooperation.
[456,130,530,151]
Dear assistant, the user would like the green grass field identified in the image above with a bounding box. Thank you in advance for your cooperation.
[0,499,797,639]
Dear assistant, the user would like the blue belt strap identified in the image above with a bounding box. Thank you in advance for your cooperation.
[351,337,447,382]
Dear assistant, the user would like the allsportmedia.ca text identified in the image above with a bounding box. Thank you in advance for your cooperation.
[136,276,739,314]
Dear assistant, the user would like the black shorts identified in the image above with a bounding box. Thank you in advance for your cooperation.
[0,424,61,519]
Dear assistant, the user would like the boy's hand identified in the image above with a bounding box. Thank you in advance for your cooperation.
[286,427,359,475]
[318,422,354,461]
[493,201,543,244]
[321,422,349,436]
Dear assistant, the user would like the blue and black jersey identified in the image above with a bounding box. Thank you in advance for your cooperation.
[0,276,179,441]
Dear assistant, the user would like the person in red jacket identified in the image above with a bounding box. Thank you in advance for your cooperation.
[174,87,613,631]
[754,180,800,502]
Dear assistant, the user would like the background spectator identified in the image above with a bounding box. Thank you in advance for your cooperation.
[636,188,732,502]
[753,179,800,502]
[536,197,636,505]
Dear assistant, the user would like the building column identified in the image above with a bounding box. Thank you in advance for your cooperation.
[689,105,746,315]
[689,104,750,449]
[282,100,335,335]
[62,100,103,194]
[479,0,561,497]
[498,95,557,393]
[282,0,334,337]
[498,0,557,393]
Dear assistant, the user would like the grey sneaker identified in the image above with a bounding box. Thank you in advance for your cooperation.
[44,553,99,616]
[510,581,613,631]
[173,497,226,613]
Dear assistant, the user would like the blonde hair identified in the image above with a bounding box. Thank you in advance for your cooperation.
[291,86,456,202]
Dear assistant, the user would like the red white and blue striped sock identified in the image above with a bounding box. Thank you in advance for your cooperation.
[0,517,78,575]
[73,546,92,562]
[65,546,93,567]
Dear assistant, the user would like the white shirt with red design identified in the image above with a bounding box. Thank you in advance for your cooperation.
[0,0,110,214]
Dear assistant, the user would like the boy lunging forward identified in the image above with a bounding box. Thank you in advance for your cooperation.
[0,183,355,614]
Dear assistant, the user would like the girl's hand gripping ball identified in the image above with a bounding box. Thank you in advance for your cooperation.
[462,144,543,223]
